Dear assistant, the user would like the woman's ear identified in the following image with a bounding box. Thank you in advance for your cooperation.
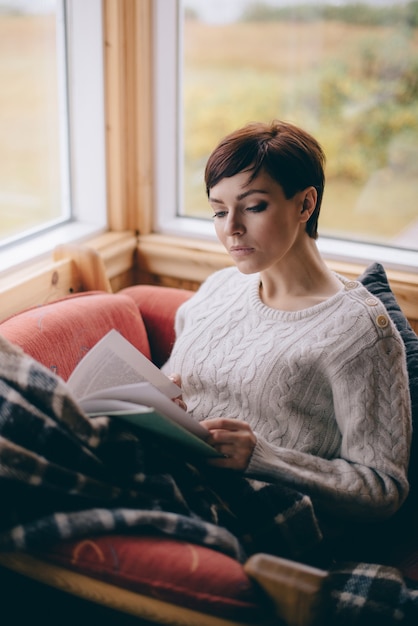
[299,186,317,220]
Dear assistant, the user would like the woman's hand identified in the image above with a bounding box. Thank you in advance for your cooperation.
[201,418,257,471]
[168,373,187,412]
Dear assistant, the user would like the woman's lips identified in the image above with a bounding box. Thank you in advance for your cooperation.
[229,246,255,257]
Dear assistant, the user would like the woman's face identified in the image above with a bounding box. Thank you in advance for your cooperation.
[208,169,310,275]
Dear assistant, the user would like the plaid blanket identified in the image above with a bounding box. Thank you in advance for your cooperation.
[321,562,418,625]
[2,335,418,624]
[0,334,320,562]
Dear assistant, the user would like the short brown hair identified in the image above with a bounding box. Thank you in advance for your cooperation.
[204,120,326,239]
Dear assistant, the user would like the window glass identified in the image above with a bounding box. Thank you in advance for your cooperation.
[0,0,68,246]
[181,0,418,251]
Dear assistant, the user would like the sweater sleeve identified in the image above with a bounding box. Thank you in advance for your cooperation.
[247,330,412,521]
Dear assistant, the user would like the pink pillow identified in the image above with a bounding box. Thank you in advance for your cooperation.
[0,292,151,381]
[121,285,193,367]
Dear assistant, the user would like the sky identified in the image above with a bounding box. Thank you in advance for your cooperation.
[185,0,408,24]
[0,0,406,20]
[0,0,55,13]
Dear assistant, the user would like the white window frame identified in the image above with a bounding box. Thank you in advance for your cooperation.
[0,0,107,276]
[153,0,418,272]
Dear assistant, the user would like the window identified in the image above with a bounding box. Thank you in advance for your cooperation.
[0,0,67,243]
[154,0,418,269]
[0,0,106,274]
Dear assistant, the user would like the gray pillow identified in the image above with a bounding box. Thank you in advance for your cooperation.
[358,262,418,495]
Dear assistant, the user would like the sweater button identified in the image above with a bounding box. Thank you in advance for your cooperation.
[376,314,389,328]
[345,281,358,290]
[365,297,379,306]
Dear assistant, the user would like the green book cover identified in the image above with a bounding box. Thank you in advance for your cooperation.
[88,403,221,459]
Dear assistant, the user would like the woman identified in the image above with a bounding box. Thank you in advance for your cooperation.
[163,120,411,526]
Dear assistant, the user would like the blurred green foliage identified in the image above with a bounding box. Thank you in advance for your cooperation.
[182,5,418,245]
[241,1,418,26]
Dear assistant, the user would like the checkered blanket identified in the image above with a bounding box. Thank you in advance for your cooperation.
[2,336,418,623]
[321,562,418,625]
[0,334,320,562]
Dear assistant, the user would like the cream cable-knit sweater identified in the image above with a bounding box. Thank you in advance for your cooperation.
[163,266,412,520]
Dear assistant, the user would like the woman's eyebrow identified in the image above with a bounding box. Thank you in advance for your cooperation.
[236,189,268,201]
[209,189,268,204]
[208,196,224,205]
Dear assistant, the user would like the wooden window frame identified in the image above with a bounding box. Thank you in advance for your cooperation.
[1,0,417,331]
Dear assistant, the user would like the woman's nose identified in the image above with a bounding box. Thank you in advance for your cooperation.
[225,212,244,236]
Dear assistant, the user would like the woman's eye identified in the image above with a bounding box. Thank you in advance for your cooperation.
[247,202,267,213]
[212,210,227,219]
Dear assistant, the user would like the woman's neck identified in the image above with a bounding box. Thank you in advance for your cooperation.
[259,242,343,311]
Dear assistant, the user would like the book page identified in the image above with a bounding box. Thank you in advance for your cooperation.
[78,382,209,439]
[67,329,180,400]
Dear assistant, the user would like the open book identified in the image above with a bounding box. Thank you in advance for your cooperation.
[67,329,220,458]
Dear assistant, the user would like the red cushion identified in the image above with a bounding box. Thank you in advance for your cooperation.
[121,285,193,367]
[37,535,268,621]
[0,292,151,381]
